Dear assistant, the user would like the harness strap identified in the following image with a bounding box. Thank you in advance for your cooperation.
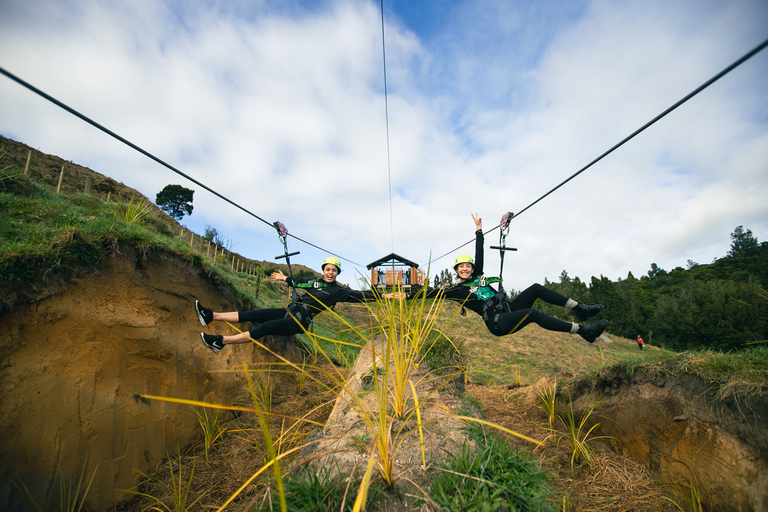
[481,291,511,329]
[459,276,502,287]
[285,302,314,326]
[293,279,333,290]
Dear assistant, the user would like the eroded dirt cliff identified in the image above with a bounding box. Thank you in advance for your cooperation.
[0,245,291,511]
[574,367,768,511]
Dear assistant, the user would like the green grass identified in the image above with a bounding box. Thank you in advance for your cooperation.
[424,422,556,512]
[0,162,366,336]
[617,346,768,400]
[252,465,386,512]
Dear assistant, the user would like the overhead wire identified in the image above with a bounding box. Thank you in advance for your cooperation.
[425,36,768,268]
[0,65,364,268]
[380,0,395,254]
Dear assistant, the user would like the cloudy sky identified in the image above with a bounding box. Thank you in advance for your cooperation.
[1,0,766,291]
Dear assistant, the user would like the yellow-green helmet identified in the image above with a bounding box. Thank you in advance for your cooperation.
[322,257,342,273]
[453,254,474,271]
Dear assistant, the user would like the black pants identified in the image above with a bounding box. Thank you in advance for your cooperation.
[238,307,308,340]
[486,283,573,336]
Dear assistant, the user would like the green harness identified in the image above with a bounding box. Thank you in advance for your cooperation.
[461,276,510,326]
[293,279,333,290]
[461,276,502,301]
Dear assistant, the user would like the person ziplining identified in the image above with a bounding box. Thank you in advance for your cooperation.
[414,214,609,342]
[195,222,399,354]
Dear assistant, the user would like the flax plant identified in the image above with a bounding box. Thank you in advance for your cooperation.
[249,365,273,413]
[193,406,228,461]
[107,195,154,224]
[536,379,558,427]
[551,391,609,469]
[128,450,205,512]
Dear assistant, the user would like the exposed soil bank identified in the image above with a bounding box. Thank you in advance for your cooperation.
[571,366,768,512]
[0,245,294,511]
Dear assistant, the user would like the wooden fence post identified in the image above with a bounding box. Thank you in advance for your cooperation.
[56,166,64,193]
[24,150,31,176]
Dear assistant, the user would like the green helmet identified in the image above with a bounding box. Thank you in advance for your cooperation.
[453,254,474,271]
[322,257,342,273]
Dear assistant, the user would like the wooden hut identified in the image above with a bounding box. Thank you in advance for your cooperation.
[366,253,425,290]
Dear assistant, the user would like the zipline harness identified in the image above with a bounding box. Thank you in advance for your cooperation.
[481,212,518,327]
[273,221,335,327]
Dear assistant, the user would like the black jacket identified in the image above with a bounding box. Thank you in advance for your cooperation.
[421,229,497,316]
[286,277,381,316]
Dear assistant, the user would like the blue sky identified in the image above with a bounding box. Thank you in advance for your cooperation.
[1,0,766,291]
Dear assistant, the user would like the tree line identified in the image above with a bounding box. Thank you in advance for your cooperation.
[534,226,767,351]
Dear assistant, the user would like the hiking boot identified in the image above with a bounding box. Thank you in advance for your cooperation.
[573,302,604,322]
[200,333,224,353]
[578,319,609,343]
[195,300,213,327]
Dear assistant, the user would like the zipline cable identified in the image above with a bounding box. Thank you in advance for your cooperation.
[380,0,396,254]
[425,36,768,268]
[0,65,364,268]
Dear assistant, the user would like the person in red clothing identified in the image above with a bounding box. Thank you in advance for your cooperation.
[636,335,644,350]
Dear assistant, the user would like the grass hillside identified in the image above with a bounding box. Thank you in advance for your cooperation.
[2,136,767,511]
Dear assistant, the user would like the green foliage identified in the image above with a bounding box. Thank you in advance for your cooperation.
[653,279,767,351]
[127,450,207,512]
[193,406,229,461]
[107,195,154,224]
[619,346,768,401]
[728,225,759,258]
[540,227,768,352]
[536,379,558,427]
[426,423,555,511]
[550,390,609,469]
[155,184,194,220]
[255,465,385,512]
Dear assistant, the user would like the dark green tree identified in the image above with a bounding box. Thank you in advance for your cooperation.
[156,184,194,220]
[646,263,667,280]
[728,225,758,257]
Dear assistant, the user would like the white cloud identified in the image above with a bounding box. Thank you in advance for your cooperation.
[1,0,766,291]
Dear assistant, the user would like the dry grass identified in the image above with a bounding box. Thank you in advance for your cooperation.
[118,301,678,511]
[116,361,338,511]
[470,383,677,512]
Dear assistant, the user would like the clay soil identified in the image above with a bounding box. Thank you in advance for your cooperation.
[116,364,679,512]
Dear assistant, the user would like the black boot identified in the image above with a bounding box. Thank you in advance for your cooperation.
[573,302,604,322]
[578,319,609,343]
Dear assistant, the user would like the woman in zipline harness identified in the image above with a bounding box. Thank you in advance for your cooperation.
[422,214,609,342]
[195,257,392,353]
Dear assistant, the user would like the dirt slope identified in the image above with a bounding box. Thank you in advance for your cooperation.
[0,244,298,511]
